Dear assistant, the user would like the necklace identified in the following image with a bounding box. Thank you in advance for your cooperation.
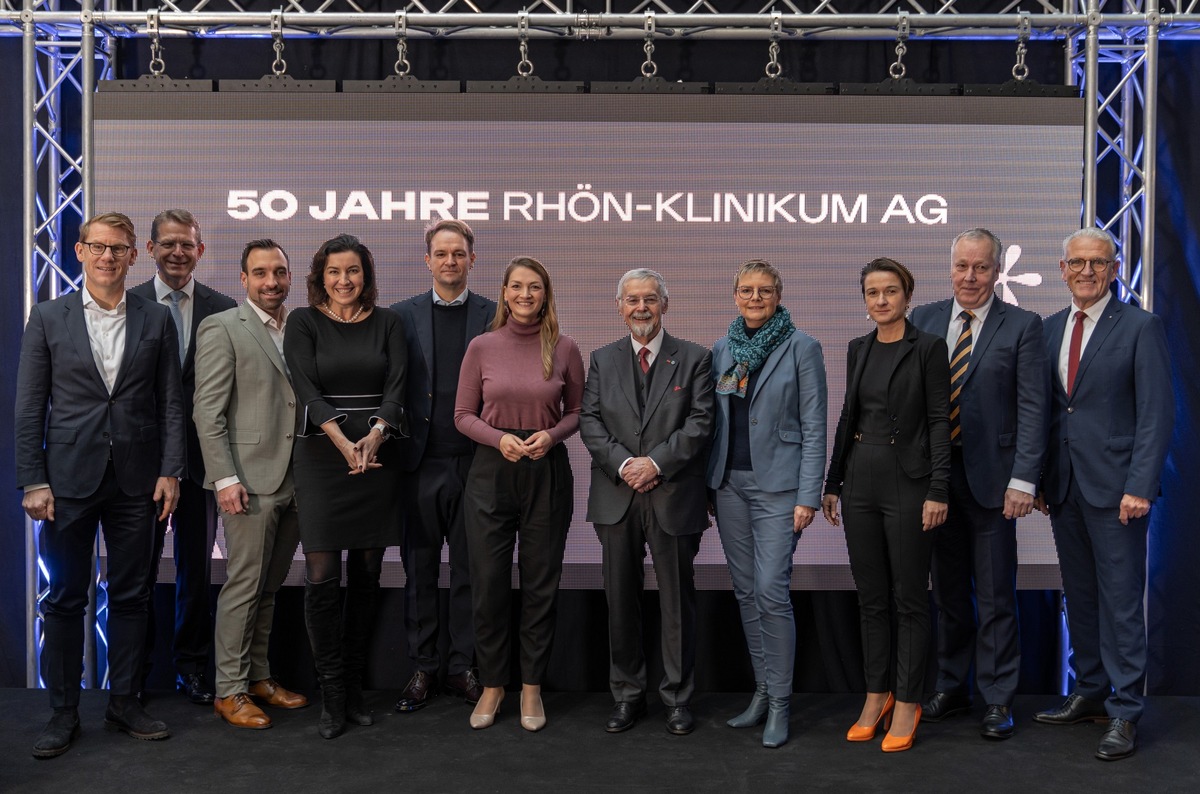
[322,301,364,323]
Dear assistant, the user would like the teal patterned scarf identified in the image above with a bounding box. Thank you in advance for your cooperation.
[715,306,795,398]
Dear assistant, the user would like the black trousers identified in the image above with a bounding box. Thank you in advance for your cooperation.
[930,450,1020,706]
[464,441,572,687]
[401,453,475,677]
[142,476,217,682]
[596,493,702,707]
[841,442,934,703]
[41,461,157,708]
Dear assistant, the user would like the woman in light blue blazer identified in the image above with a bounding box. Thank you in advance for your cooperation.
[707,259,828,748]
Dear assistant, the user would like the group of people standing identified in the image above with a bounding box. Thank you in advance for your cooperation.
[16,211,1172,765]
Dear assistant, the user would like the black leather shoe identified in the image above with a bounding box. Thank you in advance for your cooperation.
[605,700,646,733]
[176,672,215,705]
[395,671,436,712]
[1033,693,1108,725]
[1096,718,1137,761]
[444,670,484,705]
[980,704,1015,739]
[32,709,80,759]
[665,705,695,736]
[922,691,971,723]
[104,696,170,740]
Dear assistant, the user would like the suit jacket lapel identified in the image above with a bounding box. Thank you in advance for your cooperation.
[239,302,288,377]
[1046,309,1068,396]
[965,300,1004,387]
[414,293,436,378]
[641,333,679,429]
[112,294,147,394]
[885,323,917,388]
[469,292,493,339]
[749,337,788,409]
[64,292,108,393]
[1072,300,1122,398]
[611,337,641,416]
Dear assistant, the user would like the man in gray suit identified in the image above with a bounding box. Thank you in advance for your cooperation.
[130,209,235,704]
[193,239,308,729]
[911,228,1048,740]
[16,212,184,757]
[580,268,715,736]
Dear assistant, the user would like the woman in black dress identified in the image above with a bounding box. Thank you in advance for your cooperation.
[284,234,407,739]
[821,258,949,753]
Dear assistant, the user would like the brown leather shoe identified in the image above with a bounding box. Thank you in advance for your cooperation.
[395,671,436,712]
[249,678,309,710]
[214,693,271,729]
[444,670,484,705]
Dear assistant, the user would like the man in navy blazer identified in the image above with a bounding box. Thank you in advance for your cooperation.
[390,219,495,712]
[130,209,235,705]
[912,229,1048,740]
[16,212,185,758]
[1032,228,1173,762]
[580,268,715,736]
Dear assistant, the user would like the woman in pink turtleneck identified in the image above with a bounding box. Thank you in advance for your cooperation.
[454,256,584,733]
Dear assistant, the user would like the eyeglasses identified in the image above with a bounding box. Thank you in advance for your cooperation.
[1065,257,1114,273]
[622,296,661,307]
[735,286,778,300]
[82,241,133,258]
[154,239,198,253]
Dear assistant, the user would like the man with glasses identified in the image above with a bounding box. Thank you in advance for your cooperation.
[16,212,185,757]
[912,228,1048,740]
[1033,227,1173,761]
[580,269,715,735]
[130,209,236,705]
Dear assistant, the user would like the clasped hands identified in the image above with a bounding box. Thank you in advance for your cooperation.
[621,457,661,494]
[499,431,554,463]
[339,430,385,475]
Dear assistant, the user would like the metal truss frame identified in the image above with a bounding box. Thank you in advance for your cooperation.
[4,0,1195,688]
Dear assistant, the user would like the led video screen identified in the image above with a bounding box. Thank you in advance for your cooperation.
[95,91,1083,589]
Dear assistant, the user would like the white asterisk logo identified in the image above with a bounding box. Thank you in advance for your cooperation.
[997,244,1042,306]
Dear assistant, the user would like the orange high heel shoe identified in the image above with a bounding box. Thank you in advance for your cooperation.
[881,703,922,752]
[846,693,895,742]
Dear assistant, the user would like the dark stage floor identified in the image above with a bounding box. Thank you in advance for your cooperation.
[0,689,1195,793]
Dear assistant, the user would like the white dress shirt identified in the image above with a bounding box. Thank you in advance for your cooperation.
[432,287,470,307]
[81,287,127,394]
[619,330,667,476]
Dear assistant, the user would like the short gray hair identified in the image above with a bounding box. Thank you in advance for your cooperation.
[1062,227,1117,260]
[615,268,668,301]
[951,228,1002,265]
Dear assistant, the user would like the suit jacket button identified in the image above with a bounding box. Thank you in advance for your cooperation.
[286,433,292,439]
[102,431,110,438]
[750,418,758,425]
[288,401,295,408]
[634,430,639,436]
[1067,407,1074,414]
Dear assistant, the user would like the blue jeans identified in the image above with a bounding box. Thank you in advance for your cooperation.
[714,469,800,698]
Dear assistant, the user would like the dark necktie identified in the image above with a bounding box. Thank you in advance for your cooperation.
[1066,310,1087,396]
[167,290,186,364]
[639,346,650,375]
[949,309,975,443]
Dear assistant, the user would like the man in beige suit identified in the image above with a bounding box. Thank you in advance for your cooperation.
[193,239,308,728]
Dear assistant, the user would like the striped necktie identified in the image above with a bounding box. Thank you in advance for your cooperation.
[949,309,975,443]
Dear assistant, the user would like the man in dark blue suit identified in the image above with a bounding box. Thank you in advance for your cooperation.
[16,212,185,758]
[912,228,1048,740]
[130,209,235,705]
[390,219,495,712]
[1032,227,1173,762]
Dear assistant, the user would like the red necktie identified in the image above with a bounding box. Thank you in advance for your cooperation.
[1066,310,1086,396]
[639,346,651,375]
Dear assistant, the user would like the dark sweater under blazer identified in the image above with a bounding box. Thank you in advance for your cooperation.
[824,319,952,504]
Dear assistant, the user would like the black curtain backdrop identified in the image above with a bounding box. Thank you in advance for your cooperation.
[0,25,1195,696]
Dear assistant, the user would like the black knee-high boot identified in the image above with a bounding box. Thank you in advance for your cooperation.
[305,578,345,739]
[342,577,379,727]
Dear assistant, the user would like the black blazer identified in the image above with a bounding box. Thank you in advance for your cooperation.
[824,320,951,503]
[15,289,186,498]
[390,290,497,473]
[129,277,236,485]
